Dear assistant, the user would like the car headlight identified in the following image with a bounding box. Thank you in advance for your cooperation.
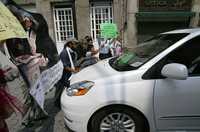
[66,80,94,96]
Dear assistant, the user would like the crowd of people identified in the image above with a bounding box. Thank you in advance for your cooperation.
[0,0,123,131]
[0,35,123,131]
[60,35,123,70]
[54,36,123,107]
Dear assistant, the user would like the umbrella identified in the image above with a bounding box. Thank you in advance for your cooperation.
[0,1,26,42]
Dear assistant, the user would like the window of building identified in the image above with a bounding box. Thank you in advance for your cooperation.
[53,7,75,43]
[90,2,113,40]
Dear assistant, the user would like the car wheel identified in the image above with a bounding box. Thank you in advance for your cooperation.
[88,106,149,132]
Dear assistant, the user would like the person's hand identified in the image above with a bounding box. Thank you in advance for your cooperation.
[72,67,80,73]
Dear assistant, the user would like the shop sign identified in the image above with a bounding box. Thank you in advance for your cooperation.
[139,0,191,11]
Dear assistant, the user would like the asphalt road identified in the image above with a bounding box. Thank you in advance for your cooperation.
[6,78,68,132]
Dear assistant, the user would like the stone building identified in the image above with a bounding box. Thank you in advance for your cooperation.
[14,0,36,12]
[16,0,200,52]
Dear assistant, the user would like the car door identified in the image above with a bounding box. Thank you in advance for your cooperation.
[153,36,200,131]
[155,76,200,131]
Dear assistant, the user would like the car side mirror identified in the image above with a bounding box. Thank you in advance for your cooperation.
[161,63,188,80]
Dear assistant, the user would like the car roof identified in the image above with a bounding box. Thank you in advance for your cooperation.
[162,28,200,34]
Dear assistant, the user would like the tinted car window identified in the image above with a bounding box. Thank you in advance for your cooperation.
[143,35,200,79]
[110,33,188,71]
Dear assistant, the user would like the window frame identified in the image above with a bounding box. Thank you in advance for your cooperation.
[53,7,75,43]
[90,2,113,40]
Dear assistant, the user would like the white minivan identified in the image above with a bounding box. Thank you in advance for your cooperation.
[61,28,200,132]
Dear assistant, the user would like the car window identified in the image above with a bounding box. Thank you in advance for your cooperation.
[110,33,188,71]
[143,35,200,79]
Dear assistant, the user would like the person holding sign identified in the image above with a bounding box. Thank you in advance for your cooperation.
[55,39,80,107]
[99,38,112,60]
[99,23,119,60]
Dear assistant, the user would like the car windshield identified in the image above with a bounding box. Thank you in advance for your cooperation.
[110,33,188,71]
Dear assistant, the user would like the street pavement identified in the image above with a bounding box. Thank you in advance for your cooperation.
[6,78,68,132]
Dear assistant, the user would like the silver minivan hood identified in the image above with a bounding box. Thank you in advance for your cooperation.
[71,59,118,83]
[70,59,145,84]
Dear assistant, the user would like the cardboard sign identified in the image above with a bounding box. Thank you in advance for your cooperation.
[30,60,63,110]
[100,23,118,38]
[0,1,26,41]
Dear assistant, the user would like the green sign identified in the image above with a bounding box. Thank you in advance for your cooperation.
[100,23,118,38]
[116,52,135,66]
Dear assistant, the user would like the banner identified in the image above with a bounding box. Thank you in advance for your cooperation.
[100,23,118,39]
[0,1,26,41]
[30,60,63,110]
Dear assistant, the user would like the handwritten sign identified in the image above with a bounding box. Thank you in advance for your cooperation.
[30,61,63,110]
[100,23,118,39]
[0,1,26,41]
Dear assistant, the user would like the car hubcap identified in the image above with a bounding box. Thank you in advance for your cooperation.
[100,112,135,132]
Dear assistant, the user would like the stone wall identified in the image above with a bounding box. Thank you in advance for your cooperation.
[75,0,90,39]
[190,0,200,27]
[36,0,55,40]
[33,0,200,49]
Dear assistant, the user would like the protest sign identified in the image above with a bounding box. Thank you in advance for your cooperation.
[117,52,135,66]
[30,60,63,110]
[0,1,26,41]
[100,23,118,38]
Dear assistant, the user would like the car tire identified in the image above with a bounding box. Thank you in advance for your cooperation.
[88,105,149,132]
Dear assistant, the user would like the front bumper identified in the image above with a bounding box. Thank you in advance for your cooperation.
[61,89,95,132]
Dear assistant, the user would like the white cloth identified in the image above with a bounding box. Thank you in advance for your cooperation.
[27,30,37,54]
[66,47,75,70]
[93,39,99,58]
[99,39,111,54]
[110,40,122,56]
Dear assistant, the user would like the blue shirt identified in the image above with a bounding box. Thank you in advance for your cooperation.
[60,47,76,81]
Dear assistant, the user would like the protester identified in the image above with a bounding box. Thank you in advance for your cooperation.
[21,14,58,67]
[72,36,99,69]
[15,16,52,127]
[86,44,99,57]
[2,0,58,67]
[0,50,25,132]
[55,38,80,107]
[99,38,112,60]
[75,36,93,60]
[110,37,123,57]
[83,36,99,58]
[1,0,59,128]
[78,44,99,69]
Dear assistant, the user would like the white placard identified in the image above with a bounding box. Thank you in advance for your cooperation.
[30,60,63,110]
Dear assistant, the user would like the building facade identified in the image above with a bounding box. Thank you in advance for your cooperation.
[26,0,200,52]
[15,0,36,12]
